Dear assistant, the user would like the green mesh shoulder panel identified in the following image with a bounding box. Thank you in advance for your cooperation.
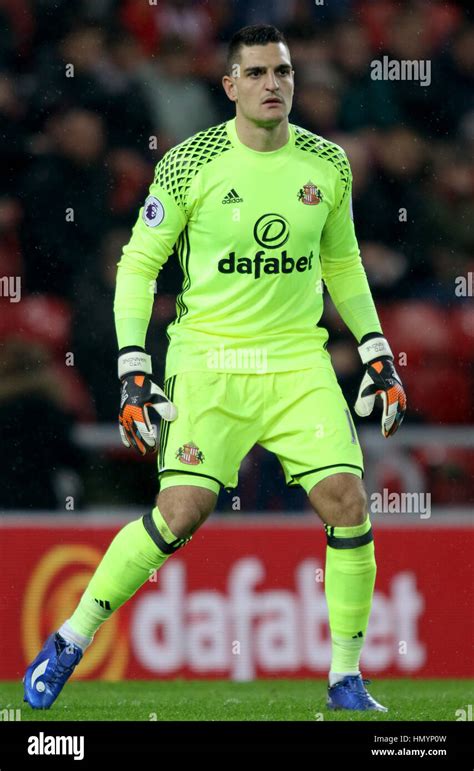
[293,125,351,207]
[153,122,232,211]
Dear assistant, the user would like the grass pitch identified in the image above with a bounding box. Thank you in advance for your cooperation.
[1,679,471,721]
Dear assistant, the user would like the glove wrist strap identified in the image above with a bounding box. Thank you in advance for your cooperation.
[358,336,393,365]
[118,349,152,379]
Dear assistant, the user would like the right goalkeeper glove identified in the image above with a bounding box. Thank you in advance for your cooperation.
[118,347,177,455]
[354,335,407,438]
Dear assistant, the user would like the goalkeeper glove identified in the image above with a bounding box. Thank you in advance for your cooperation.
[355,334,406,438]
[118,347,177,455]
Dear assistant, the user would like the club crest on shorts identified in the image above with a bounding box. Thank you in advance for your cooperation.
[176,442,205,465]
[142,195,165,226]
[297,181,323,205]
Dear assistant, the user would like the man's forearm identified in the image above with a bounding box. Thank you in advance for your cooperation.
[114,264,155,349]
[323,256,382,342]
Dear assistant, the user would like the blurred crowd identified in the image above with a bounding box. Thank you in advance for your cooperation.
[0,0,473,510]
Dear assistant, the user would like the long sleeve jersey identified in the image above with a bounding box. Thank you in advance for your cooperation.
[114,117,382,379]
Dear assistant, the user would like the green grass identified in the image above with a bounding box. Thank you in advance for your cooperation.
[1,679,472,721]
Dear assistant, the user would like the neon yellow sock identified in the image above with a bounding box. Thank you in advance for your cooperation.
[324,515,376,675]
[67,506,178,640]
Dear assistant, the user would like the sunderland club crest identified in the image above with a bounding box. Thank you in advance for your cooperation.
[176,442,205,465]
[297,181,323,205]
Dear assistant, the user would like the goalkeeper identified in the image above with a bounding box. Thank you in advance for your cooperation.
[24,24,406,712]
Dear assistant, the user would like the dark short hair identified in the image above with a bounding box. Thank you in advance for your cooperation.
[226,25,288,75]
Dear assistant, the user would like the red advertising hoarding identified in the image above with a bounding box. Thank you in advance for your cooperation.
[0,518,472,681]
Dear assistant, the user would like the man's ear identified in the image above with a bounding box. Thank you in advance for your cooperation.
[222,74,238,103]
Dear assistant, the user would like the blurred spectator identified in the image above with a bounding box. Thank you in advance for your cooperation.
[0,0,34,67]
[209,0,246,44]
[0,74,28,195]
[291,65,343,136]
[423,146,474,256]
[30,0,85,50]
[29,25,109,130]
[382,8,446,136]
[94,29,156,154]
[137,35,220,145]
[0,294,95,418]
[242,0,352,33]
[352,127,432,288]
[334,22,401,130]
[20,109,109,297]
[439,24,474,135]
[0,6,15,69]
[122,0,214,56]
[0,332,86,510]
[358,242,408,299]
[0,196,23,278]
[358,0,461,53]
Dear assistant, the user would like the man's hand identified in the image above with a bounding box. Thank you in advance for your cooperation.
[118,347,177,455]
[354,335,406,438]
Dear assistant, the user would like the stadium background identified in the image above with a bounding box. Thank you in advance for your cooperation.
[0,0,472,694]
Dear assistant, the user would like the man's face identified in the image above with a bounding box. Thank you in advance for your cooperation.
[223,42,294,127]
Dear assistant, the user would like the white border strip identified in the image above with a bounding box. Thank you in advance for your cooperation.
[72,424,474,450]
[0,510,472,527]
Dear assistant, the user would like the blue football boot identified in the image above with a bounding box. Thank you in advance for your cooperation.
[23,632,83,709]
[327,674,388,712]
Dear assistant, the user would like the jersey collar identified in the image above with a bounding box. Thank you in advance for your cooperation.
[226,118,294,161]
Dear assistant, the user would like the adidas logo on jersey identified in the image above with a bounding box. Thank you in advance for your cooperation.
[222,189,243,204]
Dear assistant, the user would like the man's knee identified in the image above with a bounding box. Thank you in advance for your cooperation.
[308,473,368,527]
[155,485,217,538]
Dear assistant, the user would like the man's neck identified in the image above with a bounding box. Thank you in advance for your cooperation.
[235,114,290,152]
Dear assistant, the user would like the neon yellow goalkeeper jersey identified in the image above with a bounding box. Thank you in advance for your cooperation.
[114,118,381,379]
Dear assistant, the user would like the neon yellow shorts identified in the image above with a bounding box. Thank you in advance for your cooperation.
[158,365,363,496]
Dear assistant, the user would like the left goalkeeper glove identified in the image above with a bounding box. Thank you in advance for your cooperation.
[355,334,407,438]
[118,347,177,455]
